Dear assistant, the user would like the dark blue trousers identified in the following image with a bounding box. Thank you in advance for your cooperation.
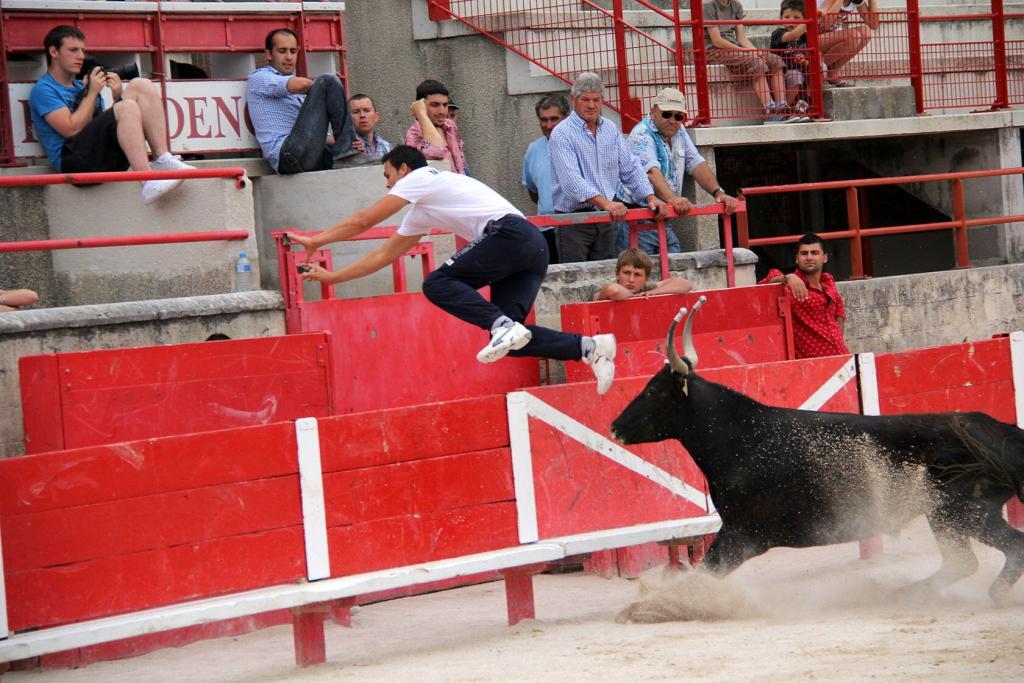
[422,215,584,361]
[278,75,357,174]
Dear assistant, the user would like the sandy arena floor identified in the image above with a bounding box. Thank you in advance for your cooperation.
[8,518,1024,682]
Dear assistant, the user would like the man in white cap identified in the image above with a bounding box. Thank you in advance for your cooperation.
[616,87,740,255]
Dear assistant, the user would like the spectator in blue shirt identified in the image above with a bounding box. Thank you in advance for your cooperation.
[349,93,392,159]
[615,88,739,255]
[521,93,569,263]
[28,25,191,205]
[247,29,369,174]
[548,72,667,263]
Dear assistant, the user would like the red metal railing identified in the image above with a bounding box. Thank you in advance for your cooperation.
[735,167,1024,280]
[0,167,248,188]
[0,231,249,254]
[275,202,747,317]
[427,0,1018,128]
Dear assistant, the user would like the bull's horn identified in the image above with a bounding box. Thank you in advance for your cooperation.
[666,306,689,375]
[682,295,707,367]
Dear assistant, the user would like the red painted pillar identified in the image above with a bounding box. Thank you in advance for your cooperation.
[991,0,1009,110]
[501,565,543,625]
[906,0,924,114]
[291,603,330,667]
[689,0,712,126]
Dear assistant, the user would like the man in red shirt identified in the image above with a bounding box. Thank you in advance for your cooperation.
[759,233,849,359]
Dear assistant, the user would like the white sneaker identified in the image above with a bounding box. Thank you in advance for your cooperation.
[583,333,616,395]
[150,153,195,171]
[477,322,532,363]
[141,178,184,205]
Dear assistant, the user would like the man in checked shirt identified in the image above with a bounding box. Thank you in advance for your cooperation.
[759,232,850,359]
[548,72,668,263]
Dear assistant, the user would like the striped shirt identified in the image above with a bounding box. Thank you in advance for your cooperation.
[358,131,392,158]
[246,66,303,171]
[548,111,653,213]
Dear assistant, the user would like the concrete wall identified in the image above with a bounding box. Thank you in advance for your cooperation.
[0,292,285,457]
[840,264,1024,355]
[0,177,258,307]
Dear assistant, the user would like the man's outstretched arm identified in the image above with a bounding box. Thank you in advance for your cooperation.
[288,195,409,259]
[302,233,423,286]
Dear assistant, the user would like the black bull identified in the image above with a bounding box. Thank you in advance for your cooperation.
[611,298,1024,604]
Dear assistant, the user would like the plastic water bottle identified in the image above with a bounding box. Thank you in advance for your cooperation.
[234,252,255,292]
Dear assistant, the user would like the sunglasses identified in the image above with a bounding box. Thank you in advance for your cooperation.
[660,111,687,122]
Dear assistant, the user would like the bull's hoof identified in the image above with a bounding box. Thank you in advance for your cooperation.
[989,579,1015,607]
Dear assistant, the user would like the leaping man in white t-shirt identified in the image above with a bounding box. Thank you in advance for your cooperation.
[288,145,617,394]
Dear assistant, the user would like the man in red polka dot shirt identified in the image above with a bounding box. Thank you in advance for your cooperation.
[758,232,850,359]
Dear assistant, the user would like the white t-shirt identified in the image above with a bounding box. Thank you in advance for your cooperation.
[390,166,523,242]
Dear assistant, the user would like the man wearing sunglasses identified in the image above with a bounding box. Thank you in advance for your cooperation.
[616,88,740,255]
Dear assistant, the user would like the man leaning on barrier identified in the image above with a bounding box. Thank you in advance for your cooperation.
[615,88,740,256]
[548,72,667,263]
[29,25,193,205]
[248,29,372,174]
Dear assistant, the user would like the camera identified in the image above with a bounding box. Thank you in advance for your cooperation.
[78,58,140,82]
[72,58,141,112]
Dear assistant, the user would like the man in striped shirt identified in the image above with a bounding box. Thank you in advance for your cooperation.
[548,72,668,263]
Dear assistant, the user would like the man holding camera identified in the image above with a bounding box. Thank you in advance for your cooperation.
[29,25,191,205]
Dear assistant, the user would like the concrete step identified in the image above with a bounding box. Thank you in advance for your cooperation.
[824,84,917,121]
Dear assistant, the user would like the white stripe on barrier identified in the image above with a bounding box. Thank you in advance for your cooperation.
[294,418,331,581]
[1010,332,1024,429]
[507,393,539,544]
[799,357,857,412]
[0,522,7,640]
[523,394,708,511]
[857,353,881,416]
[0,544,564,664]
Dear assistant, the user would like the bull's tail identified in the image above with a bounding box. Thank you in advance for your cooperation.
[934,416,1024,502]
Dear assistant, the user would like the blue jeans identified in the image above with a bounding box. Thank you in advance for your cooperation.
[422,215,584,361]
[614,220,681,256]
[278,75,357,174]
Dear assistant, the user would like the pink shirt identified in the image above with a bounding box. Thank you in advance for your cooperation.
[405,119,467,175]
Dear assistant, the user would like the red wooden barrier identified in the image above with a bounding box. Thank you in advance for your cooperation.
[560,285,794,383]
[19,333,335,454]
[0,394,519,660]
[297,294,540,415]
[873,337,1015,423]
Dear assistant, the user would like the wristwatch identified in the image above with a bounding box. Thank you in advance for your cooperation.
[712,187,726,199]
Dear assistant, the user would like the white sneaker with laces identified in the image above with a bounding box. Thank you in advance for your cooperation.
[583,333,616,395]
[477,322,532,363]
[141,178,184,205]
[150,153,195,172]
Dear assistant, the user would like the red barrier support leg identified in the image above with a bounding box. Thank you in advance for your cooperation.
[501,565,544,625]
[688,536,709,565]
[859,534,883,560]
[584,549,618,578]
[291,603,330,667]
[330,597,358,628]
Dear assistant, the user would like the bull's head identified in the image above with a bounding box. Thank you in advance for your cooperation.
[610,296,706,445]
